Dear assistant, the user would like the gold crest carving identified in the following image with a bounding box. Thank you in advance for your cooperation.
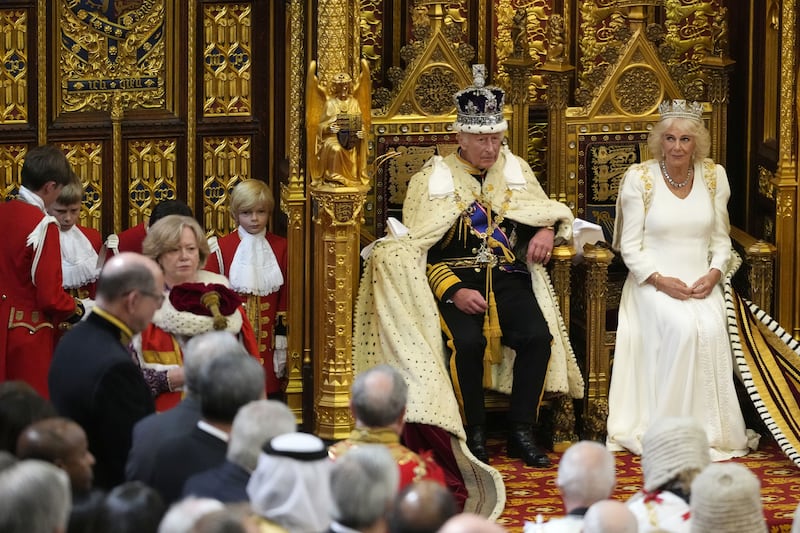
[59,0,167,112]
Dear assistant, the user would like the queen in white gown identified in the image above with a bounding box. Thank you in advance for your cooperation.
[606,102,751,461]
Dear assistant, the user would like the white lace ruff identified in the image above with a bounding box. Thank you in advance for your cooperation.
[59,226,100,288]
[228,226,284,296]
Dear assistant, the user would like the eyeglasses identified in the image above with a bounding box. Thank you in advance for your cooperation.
[139,290,165,306]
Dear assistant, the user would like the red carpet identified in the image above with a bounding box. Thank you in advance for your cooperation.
[492,436,800,532]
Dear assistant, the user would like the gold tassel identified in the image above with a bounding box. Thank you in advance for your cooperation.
[482,269,503,388]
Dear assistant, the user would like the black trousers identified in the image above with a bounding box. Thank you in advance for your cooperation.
[438,269,552,426]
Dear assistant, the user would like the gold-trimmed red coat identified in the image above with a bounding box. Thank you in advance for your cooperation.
[0,199,78,397]
[205,231,288,395]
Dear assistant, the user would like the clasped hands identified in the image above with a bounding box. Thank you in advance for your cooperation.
[650,268,722,300]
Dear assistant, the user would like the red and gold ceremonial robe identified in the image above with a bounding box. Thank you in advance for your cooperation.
[135,270,260,411]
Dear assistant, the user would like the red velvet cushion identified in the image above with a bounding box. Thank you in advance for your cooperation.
[168,282,242,316]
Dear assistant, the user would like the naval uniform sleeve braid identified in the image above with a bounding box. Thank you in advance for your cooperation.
[426,262,462,302]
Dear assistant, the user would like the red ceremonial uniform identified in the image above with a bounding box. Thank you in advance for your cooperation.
[205,231,287,395]
[328,427,447,489]
[0,199,77,397]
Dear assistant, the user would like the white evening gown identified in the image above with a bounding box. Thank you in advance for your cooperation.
[606,164,749,461]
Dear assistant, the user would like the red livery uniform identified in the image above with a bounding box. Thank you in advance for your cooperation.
[206,228,288,395]
[0,192,79,397]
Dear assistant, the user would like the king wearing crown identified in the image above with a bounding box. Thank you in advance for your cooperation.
[354,65,582,515]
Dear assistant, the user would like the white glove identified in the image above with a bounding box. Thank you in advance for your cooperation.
[273,334,287,378]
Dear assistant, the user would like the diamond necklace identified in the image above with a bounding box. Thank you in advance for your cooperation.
[660,159,692,188]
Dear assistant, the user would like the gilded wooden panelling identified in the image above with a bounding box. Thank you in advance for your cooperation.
[202,136,252,237]
[62,141,103,232]
[576,0,725,106]
[58,0,168,113]
[0,144,26,200]
[126,139,178,228]
[526,120,547,184]
[494,0,550,103]
[202,3,252,117]
[360,1,384,81]
[0,9,28,124]
[362,1,469,108]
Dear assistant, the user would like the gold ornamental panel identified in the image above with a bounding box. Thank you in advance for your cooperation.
[58,0,169,114]
[0,144,26,200]
[493,0,550,103]
[61,141,103,232]
[201,135,252,236]
[202,3,253,117]
[0,9,28,124]
[127,139,179,228]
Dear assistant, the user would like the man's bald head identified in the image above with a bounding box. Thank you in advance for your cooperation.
[96,252,164,333]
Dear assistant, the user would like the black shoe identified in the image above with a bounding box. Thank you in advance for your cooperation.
[465,425,489,464]
[507,424,551,467]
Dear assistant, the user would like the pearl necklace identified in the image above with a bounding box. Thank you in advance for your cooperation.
[660,159,692,188]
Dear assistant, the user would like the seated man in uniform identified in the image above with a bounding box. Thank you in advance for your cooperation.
[354,65,581,517]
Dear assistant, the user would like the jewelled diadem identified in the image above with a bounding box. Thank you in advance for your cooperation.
[658,99,704,122]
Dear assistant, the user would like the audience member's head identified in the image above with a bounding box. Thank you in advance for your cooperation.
[351,364,408,431]
[583,500,638,533]
[0,450,17,471]
[556,440,616,513]
[16,416,95,494]
[67,489,106,533]
[387,479,457,533]
[94,481,165,533]
[148,200,193,228]
[330,444,398,531]
[0,380,56,454]
[183,331,243,398]
[197,351,265,425]
[690,462,767,533]
[191,504,262,533]
[227,400,296,472]
[248,432,334,532]
[642,417,710,495]
[0,459,72,533]
[95,252,165,334]
[438,513,506,533]
[158,497,226,533]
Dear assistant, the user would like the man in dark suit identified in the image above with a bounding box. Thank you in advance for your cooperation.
[182,399,296,502]
[147,348,265,505]
[125,330,243,482]
[48,252,163,489]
